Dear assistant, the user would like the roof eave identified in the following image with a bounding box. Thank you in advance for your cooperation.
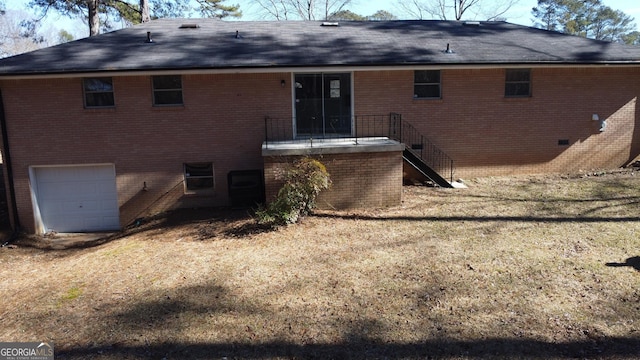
[1,61,640,80]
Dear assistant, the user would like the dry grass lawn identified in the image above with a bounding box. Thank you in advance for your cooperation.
[0,170,639,359]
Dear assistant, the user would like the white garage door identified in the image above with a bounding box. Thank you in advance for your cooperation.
[32,165,120,233]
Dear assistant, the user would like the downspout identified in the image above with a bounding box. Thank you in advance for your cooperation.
[0,89,21,245]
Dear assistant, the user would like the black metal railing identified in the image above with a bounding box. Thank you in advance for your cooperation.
[263,112,453,183]
[264,114,398,147]
[389,114,454,183]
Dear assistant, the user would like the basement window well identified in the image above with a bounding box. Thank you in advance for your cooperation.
[184,162,214,194]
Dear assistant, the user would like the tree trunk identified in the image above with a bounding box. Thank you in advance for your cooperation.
[87,0,100,36]
[140,0,150,22]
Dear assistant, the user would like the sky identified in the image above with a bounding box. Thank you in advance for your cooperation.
[4,0,640,38]
[218,0,640,27]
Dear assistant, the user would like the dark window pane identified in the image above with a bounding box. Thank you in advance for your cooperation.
[505,83,530,97]
[185,163,213,177]
[414,70,441,99]
[153,75,183,105]
[85,92,115,107]
[295,74,323,100]
[83,77,114,107]
[154,90,183,105]
[84,78,113,92]
[414,84,441,98]
[505,69,531,97]
[185,163,214,191]
[414,70,440,83]
[506,69,530,82]
[186,177,214,190]
[153,75,182,90]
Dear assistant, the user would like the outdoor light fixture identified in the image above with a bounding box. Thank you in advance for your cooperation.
[281,79,286,88]
[599,119,607,132]
[593,114,607,132]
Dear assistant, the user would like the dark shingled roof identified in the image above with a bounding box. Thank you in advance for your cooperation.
[1,18,640,76]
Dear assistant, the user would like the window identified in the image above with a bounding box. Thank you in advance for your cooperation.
[83,77,114,107]
[152,75,183,105]
[414,70,441,99]
[184,162,214,193]
[505,69,531,97]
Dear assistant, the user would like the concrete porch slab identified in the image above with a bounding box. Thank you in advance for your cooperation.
[262,137,404,156]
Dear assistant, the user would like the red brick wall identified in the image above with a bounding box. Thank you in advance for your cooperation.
[355,67,640,179]
[264,151,403,210]
[1,73,292,232]
[1,66,639,232]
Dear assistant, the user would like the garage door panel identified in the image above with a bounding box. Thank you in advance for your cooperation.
[38,183,72,201]
[84,216,109,229]
[96,181,116,193]
[58,200,102,213]
[33,165,120,233]
[77,182,98,196]
[45,214,82,232]
[59,201,81,213]
[80,200,101,212]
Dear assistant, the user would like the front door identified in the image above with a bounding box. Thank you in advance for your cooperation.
[294,73,351,138]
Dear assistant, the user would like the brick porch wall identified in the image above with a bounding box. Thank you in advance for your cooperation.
[263,151,403,210]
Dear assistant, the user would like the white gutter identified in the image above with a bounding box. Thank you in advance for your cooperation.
[1,62,639,80]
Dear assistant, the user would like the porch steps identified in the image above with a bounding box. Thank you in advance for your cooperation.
[403,149,454,188]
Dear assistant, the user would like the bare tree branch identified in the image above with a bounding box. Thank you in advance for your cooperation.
[0,9,56,57]
[250,0,351,20]
[396,0,426,20]
[396,0,521,21]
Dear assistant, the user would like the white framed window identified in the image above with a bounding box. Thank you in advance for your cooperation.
[184,162,214,194]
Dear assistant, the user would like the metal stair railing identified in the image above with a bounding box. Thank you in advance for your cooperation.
[389,113,454,184]
[263,113,454,185]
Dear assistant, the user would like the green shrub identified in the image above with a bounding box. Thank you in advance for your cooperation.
[256,157,331,227]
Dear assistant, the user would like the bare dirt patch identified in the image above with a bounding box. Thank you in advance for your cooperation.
[1,170,639,359]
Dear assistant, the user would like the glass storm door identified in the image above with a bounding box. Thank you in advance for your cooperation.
[294,73,351,137]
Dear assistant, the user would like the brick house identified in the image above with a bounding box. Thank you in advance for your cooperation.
[0,19,639,234]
